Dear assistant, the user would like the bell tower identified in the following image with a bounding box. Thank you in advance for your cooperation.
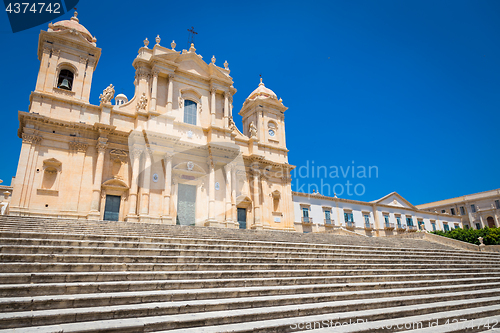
[34,11,101,103]
[239,78,289,162]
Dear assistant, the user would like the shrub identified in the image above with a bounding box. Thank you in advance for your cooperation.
[430,227,500,245]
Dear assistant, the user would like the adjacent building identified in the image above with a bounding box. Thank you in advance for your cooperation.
[416,189,500,229]
[293,191,462,235]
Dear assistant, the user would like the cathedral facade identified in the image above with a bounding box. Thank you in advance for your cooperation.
[9,13,295,231]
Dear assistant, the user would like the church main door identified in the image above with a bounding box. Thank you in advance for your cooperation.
[237,208,247,229]
[177,184,196,226]
[103,195,121,221]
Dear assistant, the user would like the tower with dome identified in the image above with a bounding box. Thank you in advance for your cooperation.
[9,12,296,231]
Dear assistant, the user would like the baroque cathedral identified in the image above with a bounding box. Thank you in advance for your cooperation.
[10,12,296,231]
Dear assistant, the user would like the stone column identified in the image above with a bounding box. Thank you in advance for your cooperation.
[89,138,108,217]
[162,153,173,217]
[210,87,216,126]
[224,163,232,224]
[149,70,159,111]
[208,161,216,221]
[252,168,262,229]
[224,91,229,128]
[231,165,237,222]
[127,148,142,217]
[166,74,174,113]
[140,149,152,216]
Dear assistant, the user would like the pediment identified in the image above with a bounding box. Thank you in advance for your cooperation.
[372,192,416,209]
[102,178,129,189]
[177,57,209,78]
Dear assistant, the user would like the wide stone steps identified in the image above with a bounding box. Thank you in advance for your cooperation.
[1,287,499,330]
[1,241,498,261]
[2,296,499,333]
[0,216,463,250]
[0,216,499,332]
[2,281,500,314]
[2,274,499,298]
[0,231,470,255]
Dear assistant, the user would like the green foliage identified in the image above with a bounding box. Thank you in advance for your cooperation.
[430,227,500,245]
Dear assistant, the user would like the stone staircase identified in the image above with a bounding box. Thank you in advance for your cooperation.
[0,215,499,332]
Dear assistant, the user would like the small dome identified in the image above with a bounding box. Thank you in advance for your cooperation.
[48,11,96,45]
[115,93,128,106]
[246,78,277,101]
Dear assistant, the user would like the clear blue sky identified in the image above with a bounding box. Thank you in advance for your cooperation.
[0,0,499,204]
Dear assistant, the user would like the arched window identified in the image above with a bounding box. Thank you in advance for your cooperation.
[184,100,197,125]
[57,69,74,90]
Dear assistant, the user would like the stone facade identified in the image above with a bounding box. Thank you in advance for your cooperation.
[417,188,500,229]
[9,13,295,231]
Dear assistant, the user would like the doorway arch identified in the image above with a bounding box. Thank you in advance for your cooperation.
[487,216,496,228]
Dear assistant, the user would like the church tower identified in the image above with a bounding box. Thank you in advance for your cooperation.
[33,11,100,103]
[239,78,289,164]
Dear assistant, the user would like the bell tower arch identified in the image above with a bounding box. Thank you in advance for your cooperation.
[34,11,101,103]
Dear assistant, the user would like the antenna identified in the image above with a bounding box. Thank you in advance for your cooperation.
[187,26,198,48]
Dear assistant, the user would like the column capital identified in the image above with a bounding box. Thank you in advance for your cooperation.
[152,68,160,77]
[210,86,217,94]
[167,73,175,80]
[22,133,42,145]
[130,147,143,159]
[96,138,108,152]
[163,152,174,161]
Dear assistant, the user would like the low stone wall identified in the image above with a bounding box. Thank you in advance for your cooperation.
[389,232,480,252]
[481,245,500,253]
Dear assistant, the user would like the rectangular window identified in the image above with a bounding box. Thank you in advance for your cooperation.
[450,208,455,215]
[443,223,450,232]
[431,222,436,231]
[418,220,425,230]
[384,215,389,225]
[465,224,469,230]
[325,210,331,224]
[454,223,460,229]
[406,217,413,226]
[495,200,500,209]
[302,207,310,223]
[471,204,476,213]
[460,206,465,215]
[364,214,370,227]
[475,223,481,230]
[396,217,401,226]
[184,100,197,125]
[344,212,354,223]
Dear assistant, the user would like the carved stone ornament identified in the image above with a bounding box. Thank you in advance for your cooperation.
[131,148,143,159]
[22,133,42,144]
[136,93,148,111]
[178,96,183,109]
[96,138,108,152]
[143,38,149,48]
[249,121,257,138]
[110,149,128,162]
[187,161,194,171]
[171,40,176,50]
[99,84,115,104]
[69,142,88,153]
[155,34,161,45]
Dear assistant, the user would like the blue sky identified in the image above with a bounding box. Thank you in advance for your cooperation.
[0,0,499,204]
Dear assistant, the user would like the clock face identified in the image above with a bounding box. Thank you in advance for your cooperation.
[268,129,275,137]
